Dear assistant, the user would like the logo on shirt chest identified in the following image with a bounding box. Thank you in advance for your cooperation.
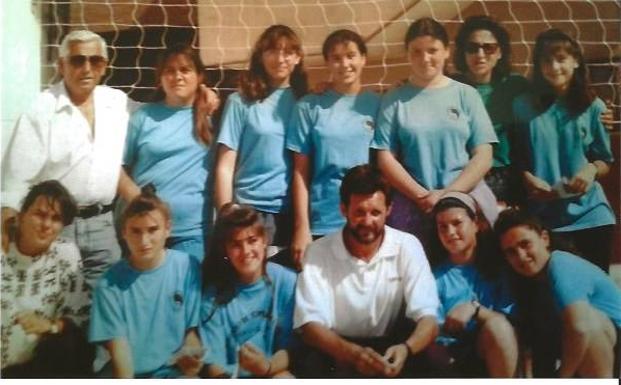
[447,107,461,121]
[364,120,375,132]
[172,291,184,310]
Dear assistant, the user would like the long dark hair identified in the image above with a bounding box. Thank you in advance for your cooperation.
[239,24,308,102]
[454,15,512,83]
[202,203,268,303]
[429,197,504,279]
[532,29,594,116]
[153,43,214,145]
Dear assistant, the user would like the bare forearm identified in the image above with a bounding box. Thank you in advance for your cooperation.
[301,322,358,365]
[292,155,311,230]
[214,147,237,210]
[214,170,233,210]
[267,349,289,376]
[591,160,610,179]
[117,168,141,202]
[376,150,427,201]
[405,316,438,355]
[446,144,492,192]
[107,339,134,378]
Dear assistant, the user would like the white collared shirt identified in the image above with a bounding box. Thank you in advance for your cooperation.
[1,81,139,209]
[294,225,439,338]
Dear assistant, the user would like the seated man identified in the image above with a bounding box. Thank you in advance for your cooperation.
[1,180,91,377]
[294,165,439,378]
[89,187,203,378]
[495,209,621,378]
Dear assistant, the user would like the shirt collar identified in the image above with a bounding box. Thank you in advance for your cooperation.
[332,225,399,266]
[54,81,100,112]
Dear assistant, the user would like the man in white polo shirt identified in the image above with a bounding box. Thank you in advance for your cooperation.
[294,165,439,378]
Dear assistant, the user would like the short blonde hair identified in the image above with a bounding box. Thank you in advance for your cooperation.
[59,30,108,60]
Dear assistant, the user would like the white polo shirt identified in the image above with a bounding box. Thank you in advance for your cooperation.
[294,225,439,338]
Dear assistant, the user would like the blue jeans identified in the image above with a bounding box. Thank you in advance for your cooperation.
[62,211,121,290]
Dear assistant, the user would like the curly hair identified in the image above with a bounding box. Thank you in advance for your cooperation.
[454,15,512,82]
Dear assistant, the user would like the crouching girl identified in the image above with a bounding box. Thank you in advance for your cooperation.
[199,203,297,378]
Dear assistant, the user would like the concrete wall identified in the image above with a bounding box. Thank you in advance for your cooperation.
[1,1,41,155]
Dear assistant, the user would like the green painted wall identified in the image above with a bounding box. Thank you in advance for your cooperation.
[1,1,41,155]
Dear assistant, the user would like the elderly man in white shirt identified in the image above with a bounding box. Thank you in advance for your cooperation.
[2,30,135,289]
[294,165,439,378]
[1,30,218,289]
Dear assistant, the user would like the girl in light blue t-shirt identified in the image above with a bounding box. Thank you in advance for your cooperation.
[513,29,615,272]
[199,203,297,378]
[121,44,217,262]
[371,18,497,247]
[215,25,308,265]
[287,29,380,267]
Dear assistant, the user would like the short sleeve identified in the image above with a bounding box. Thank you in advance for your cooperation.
[463,85,498,152]
[123,108,144,167]
[217,93,247,151]
[400,234,440,321]
[371,91,400,153]
[586,98,614,163]
[89,275,127,343]
[547,255,591,310]
[293,245,334,329]
[286,99,314,155]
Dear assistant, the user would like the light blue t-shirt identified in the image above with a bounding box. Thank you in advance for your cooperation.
[371,79,497,190]
[547,250,621,327]
[199,262,296,378]
[124,103,214,239]
[217,88,297,213]
[286,90,380,235]
[513,95,615,231]
[433,262,515,345]
[89,249,201,377]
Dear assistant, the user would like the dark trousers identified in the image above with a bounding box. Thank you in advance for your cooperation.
[2,324,94,378]
[294,319,434,378]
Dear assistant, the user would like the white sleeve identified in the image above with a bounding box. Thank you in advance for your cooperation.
[127,97,142,114]
[1,107,48,210]
[400,234,440,321]
[293,245,334,330]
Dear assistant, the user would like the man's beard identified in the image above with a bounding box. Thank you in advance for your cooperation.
[344,222,384,245]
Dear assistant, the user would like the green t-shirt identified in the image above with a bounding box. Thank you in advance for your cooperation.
[453,73,530,167]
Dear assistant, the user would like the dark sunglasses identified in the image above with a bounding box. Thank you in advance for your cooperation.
[67,55,107,67]
[465,42,499,55]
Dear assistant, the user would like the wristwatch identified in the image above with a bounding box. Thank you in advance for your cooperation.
[471,300,481,322]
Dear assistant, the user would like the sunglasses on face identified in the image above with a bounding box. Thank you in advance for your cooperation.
[67,55,107,67]
[465,42,499,55]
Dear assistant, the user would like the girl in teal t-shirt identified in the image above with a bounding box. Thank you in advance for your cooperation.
[122,44,216,262]
[215,25,308,265]
[513,29,615,272]
[371,18,497,247]
[199,203,296,378]
[287,29,380,268]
